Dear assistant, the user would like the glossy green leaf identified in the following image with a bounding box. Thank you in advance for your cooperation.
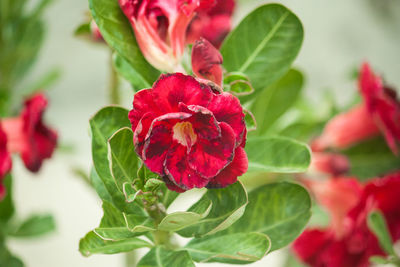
[79,231,151,256]
[185,232,270,264]
[178,182,248,237]
[220,182,311,251]
[221,4,303,95]
[89,0,159,85]
[367,210,395,255]
[246,136,311,173]
[137,247,195,267]
[0,175,15,223]
[10,214,55,238]
[251,69,304,135]
[108,127,139,191]
[90,106,140,213]
[158,202,212,232]
[113,53,152,91]
[342,137,400,180]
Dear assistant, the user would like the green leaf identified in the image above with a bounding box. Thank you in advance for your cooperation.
[223,72,254,96]
[113,53,152,91]
[74,22,91,36]
[0,175,15,223]
[144,179,164,192]
[251,69,304,135]
[0,243,24,267]
[342,137,400,180]
[79,231,151,256]
[220,182,311,251]
[90,106,141,213]
[246,136,311,173]
[221,4,303,96]
[158,202,212,232]
[178,182,248,237]
[108,127,140,191]
[94,201,154,241]
[367,210,395,255]
[10,214,55,238]
[137,247,195,267]
[184,232,270,264]
[90,168,113,203]
[160,184,179,209]
[89,0,159,85]
[369,255,391,264]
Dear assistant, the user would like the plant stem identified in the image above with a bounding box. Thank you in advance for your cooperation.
[109,53,120,105]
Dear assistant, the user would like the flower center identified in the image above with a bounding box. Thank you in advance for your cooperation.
[172,121,197,147]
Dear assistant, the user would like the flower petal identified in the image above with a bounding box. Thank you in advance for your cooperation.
[192,37,223,85]
[20,94,58,172]
[179,103,221,140]
[143,112,191,174]
[207,92,245,145]
[0,123,12,180]
[162,175,186,193]
[129,89,160,129]
[188,122,235,178]
[152,73,212,113]
[164,144,209,190]
[311,104,379,151]
[133,112,156,156]
[292,229,332,265]
[207,146,248,188]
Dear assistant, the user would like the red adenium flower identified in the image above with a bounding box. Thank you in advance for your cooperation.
[0,123,12,200]
[312,62,400,154]
[1,93,58,173]
[310,152,350,176]
[293,172,400,267]
[186,0,235,48]
[129,73,247,192]
[119,0,215,72]
[191,37,223,86]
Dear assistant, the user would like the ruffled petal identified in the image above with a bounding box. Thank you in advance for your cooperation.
[129,88,160,129]
[133,112,156,156]
[152,73,212,113]
[207,146,248,188]
[143,112,191,174]
[188,122,235,178]
[178,103,221,140]
[207,92,245,145]
[162,175,186,193]
[164,144,209,190]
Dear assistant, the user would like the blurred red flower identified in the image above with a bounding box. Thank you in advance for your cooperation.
[186,0,235,48]
[1,93,58,173]
[312,62,400,154]
[0,124,12,200]
[129,73,247,192]
[293,172,400,267]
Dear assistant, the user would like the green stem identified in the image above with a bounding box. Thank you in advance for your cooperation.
[109,53,120,105]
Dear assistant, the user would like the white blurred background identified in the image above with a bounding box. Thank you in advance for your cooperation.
[7,0,400,266]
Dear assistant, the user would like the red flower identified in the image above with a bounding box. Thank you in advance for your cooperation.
[129,73,247,192]
[186,0,235,48]
[293,173,400,267]
[312,63,400,154]
[359,62,400,154]
[310,152,350,176]
[191,37,223,86]
[0,123,12,200]
[119,0,214,72]
[1,94,58,172]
